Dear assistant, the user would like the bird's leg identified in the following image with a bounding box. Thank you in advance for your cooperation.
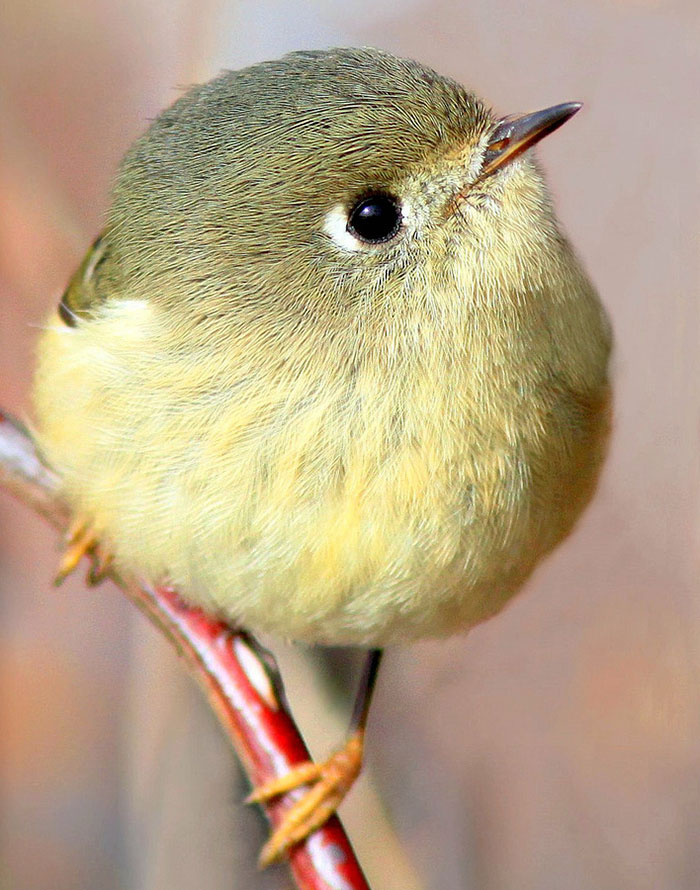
[54,517,113,586]
[249,647,383,867]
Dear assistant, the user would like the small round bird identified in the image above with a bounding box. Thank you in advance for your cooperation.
[33,47,611,864]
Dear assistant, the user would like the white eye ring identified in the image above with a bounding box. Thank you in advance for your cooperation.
[323,204,365,252]
[323,198,410,252]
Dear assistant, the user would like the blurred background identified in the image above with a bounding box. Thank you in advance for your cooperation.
[1,1,698,888]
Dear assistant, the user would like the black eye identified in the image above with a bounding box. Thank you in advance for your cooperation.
[347,193,402,244]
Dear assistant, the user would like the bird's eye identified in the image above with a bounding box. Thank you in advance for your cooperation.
[347,194,402,244]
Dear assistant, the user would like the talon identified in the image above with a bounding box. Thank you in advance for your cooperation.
[245,761,321,804]
[250,730,364,867]
[87,549,114,585]
[54,518,112,586]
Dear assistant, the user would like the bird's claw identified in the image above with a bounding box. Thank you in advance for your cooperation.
[248,730,364,867]
[55,518,112,586]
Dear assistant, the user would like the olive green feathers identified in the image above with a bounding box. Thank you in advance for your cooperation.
[35,47,610,645]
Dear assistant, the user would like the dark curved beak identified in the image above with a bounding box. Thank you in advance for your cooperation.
[480,102,582,178]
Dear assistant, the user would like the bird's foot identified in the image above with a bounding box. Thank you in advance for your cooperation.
[247,729,364,866]
[54,518,113,586]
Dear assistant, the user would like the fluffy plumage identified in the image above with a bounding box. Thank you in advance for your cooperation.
[34,47,611,644]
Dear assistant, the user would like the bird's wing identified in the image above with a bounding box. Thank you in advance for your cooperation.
[58,235,110,326]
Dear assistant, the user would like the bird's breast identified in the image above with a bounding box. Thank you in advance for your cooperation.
[34,298,609,645]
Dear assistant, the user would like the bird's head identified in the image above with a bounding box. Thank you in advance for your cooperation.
[108,47,584,353]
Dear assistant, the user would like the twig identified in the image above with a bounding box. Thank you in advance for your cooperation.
[0,409,371,890]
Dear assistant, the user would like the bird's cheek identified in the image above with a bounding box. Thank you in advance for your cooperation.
[446,201,502,261]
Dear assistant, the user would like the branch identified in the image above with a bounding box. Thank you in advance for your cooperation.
[0,409,371,890]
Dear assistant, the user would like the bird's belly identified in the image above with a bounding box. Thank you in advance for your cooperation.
[98,396,605,646]
[34,315,609,646]
[171,436,597,645]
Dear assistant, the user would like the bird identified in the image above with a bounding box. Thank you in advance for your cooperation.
[32,46,612,865]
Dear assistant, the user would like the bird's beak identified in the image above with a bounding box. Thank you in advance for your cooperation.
[480,102,582,178]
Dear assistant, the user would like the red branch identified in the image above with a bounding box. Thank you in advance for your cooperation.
[0,409,370,890]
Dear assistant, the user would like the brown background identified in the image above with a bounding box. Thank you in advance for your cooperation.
[1,1,698,888]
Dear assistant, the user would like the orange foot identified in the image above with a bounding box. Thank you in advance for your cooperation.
[247,729,365,867]
[54,518,113,586]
